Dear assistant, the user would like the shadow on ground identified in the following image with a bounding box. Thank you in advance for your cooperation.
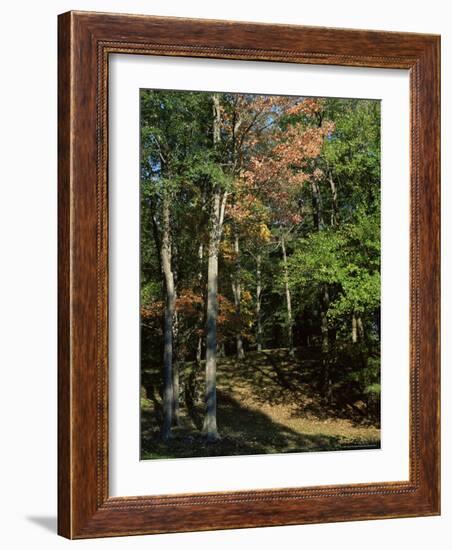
[141,390,379,460]
[141,348,380,460]
[26,516,57,534]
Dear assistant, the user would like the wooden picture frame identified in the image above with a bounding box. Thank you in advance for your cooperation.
[58,10,440,539]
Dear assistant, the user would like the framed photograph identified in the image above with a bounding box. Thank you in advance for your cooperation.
[58,11,440,538]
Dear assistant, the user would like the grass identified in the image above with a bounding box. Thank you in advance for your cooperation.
[140,348,380,460]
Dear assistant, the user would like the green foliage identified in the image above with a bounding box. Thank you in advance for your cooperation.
[185,154,235,192]
[140,90,382,442]
[141,280,162,307]
[322,99,381,210]
[287,207,380,326]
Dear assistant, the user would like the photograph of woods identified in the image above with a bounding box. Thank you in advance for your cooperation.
[140,89,381,459]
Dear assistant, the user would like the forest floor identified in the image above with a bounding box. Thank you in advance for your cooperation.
[141,348,380,460]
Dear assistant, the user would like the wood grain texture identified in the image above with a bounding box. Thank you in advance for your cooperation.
[57,10,440,539]
[57,11,72,539]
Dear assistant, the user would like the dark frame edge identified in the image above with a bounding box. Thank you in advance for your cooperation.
[421,34,441,517]
[57,11,73,540]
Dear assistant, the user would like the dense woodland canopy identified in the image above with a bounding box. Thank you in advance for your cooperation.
[140,89,381,458]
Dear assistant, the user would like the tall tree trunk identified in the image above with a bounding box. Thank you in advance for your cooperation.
[172,308,180,426]
[231,229,245,359]
[171,236,181,426]
[203,93,226,441]
[218,342,226,357]
[196,242,204,365]
[160,193,175,440]
[256,253,263,352]
[281,235,294,357]
[351,315,365,343]
[352,314,358,343]
[196,185,208,366]
[357,316,365,341]
[328,169,338,227]
[203,189,222,441]
[196,334,203,365]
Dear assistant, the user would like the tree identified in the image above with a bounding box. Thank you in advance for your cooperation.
[284,99,381,402]
[202,93,300,436]
[160,188,176,438]
[140,91,382,448]
[140,90,213,438]
[244,98,333,355]
[203,93,227,441]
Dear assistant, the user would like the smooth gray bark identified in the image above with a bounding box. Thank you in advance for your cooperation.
[203,93,226,441]
[203,190,223,441]
[256,253,263,352]
[352,315,364,343]
[357,316,365,341]
[160,193,175,440]
[352,314,358,343]
[281,235,294,357]
[231,231,245,360]
[328,169,338,227]
[172,309,180,426]
[196,242,204,365]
